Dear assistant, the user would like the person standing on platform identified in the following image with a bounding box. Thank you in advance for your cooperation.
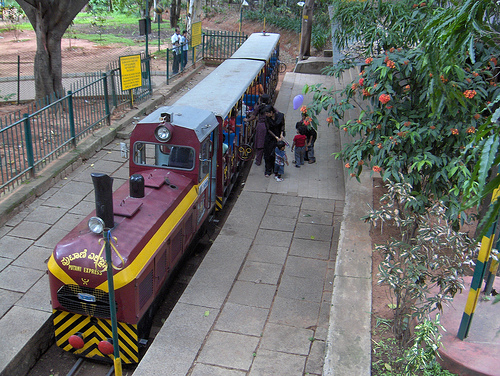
[263,105,285,177]
[291,124,307,168]
[244,94,271,166]
[181,30,189,70]
[305,123,317,164]
[274,140,288,182]
[171,27,181,74]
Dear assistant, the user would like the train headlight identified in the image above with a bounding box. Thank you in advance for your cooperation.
[88,216,105,234]
[155,125,172,142]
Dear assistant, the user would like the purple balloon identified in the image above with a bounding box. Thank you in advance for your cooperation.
[292,94,304,110]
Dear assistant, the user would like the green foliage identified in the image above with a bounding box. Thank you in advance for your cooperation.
[365,179,475,347]
[304,0,499,222]
[372,316,456,375]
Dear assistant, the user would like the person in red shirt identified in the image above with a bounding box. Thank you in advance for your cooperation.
[291,124,307,168]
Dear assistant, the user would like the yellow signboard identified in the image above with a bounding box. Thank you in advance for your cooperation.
[191,21,202,48]
[119,54,142,91]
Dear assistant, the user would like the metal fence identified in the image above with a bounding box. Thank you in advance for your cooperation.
[202,30,247,62]
[0,55,152,195]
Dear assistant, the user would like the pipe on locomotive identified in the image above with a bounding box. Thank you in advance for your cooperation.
[91,173,114,229]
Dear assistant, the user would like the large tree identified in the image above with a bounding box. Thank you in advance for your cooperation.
[16,1,89,100]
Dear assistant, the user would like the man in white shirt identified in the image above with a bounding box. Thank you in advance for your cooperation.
[171,27,181,74]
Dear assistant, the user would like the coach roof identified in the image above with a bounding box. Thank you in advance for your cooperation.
[230,32,280,62]
[173,58,265,118]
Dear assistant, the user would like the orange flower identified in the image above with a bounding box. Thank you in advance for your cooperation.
[429,73,433,77]
[404,121,411,127]
[370,140,375,145]
[386,60,396,69]
[403,60,409,65]
[359,78,364,86]
[379,94,391,104]
[389,47,395,53]
[351,83,359,90]
[467,127,476,134]
[472,71,479,77]
[491,57,498,65]
[300,105,308,113]
[440,75,448,83]
[365,57,373,64]
[473,114,481,120]
[377,143,383,149]
[372,165,382,173]
[326,116,333,123]
[430,125,436,130]
[386,105,393,109]
[358,160,364,166]
[350,173,356,177]
[451,128,459,135]
[362,88,371,97]
[404,84,410,91]
[376,124,382,129]
[463,90,477,99]
[343,127,348,132]
[345,163,350,168]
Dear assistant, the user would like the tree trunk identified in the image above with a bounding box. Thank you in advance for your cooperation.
[170,0,179,27]
[16,0,89,101]
[298,0,314,61]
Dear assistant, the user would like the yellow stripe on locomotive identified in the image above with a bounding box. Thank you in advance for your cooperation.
[53,309,139,364]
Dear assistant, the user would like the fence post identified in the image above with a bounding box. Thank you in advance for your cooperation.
[67,91,77,147]
[23,114,35,177]
[110,70,118,109]
[102,73,111,125]
[17,55,20,105]
[166,49,170,85]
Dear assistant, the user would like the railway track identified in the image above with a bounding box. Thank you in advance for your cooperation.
[26,162,249,376]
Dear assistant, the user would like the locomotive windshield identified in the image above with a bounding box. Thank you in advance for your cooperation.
[133,142,195,170]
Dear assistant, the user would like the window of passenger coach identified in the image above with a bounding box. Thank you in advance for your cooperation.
[133,142,195,170]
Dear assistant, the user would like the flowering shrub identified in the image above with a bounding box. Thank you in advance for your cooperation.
[303,37,498,220]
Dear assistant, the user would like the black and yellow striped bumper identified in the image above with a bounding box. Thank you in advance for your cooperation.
[53,310,139,364]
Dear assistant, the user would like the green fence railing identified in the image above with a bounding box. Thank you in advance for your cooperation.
[0,55,153,195]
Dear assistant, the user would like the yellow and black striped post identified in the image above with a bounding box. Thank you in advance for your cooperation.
[457,183,500,340]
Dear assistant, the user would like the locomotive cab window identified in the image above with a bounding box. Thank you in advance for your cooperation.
[133,142,195,170]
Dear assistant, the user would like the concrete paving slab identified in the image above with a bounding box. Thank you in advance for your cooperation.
[24,205,68,225]
[33,227,69,250]
[260,322,313,355]
[190,363,247,376]
[259,214,296,232]
[68,199,95,215]
[277,274,324,302]
[300,197,336,212]
[41,192,81,209]
[268,296,320,328]
[214,302,269,336]
[6,221,51,241]
[227,280,277,309]
[269,194,302,207]
[133,303,218,376]
[293,222,334,242]
[53,212,87,231]
[0,257,10,272]
[305,340,326,375]
[284,255,328,278]
[0,265,44,293]
[0,306,51,375]
[84,159,124,175]
[0,289,22,318]
[0,236,34,259]
[298,209,334,226]
[246,244,289,265]
[264,203,300,219]
[56,180,94,197]
[289,238,330,260]
[197,331,260,371]
[12,245,52,270]
[238,260,282,285]
[253,228,293,247]
[179,236,252,308]
[249,348,306,376]
[15,273,52,313]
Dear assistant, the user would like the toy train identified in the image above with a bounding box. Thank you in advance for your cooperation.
[47,32,281,364]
